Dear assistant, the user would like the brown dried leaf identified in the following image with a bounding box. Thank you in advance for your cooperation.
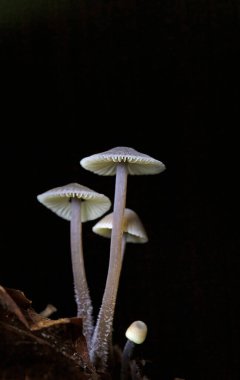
[0,320,96,379]
[0,285,29,328]
[0,284,102,380]
[31,315,94,371]
[4,286,33,308]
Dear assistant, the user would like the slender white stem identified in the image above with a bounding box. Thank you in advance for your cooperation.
[121,340,135,380]
[70,197,94,348]
[90,163,128,369]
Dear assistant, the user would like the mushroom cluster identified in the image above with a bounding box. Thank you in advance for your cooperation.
[37,146,166,377]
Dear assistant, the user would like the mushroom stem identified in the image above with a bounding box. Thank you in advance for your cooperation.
[90,163,128,368]
[106,231,127,372]
[70,197,94,348]
[120,340,135,380]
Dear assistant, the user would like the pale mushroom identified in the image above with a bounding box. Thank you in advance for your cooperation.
[80,147,165,368]
[37,183,111,347]
[121,320,148,380]
[92,208,148,366]
[92,208,148,261]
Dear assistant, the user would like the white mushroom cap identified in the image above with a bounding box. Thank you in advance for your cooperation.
[80,146,166,176]
[37,183,111,222]
[125,320,148,344]
[92,208,148,243]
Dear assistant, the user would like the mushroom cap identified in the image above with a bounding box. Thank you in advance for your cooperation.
[92,208,148,243]
[125,320,148,344]
[37,183,111,222]
[80,146,166,176]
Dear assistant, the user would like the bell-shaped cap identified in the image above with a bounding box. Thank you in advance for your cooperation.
[92,208,148,243]
[80,146,166,176]
[125,320,148,344]
[37,183,111,222]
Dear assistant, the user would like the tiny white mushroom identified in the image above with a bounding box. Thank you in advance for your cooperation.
[40,304,57,318]
[121,320,148,380]
[92,208,148,260]
[80,147,165,369]
[37,183,111,347]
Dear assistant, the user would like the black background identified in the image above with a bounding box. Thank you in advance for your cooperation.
[0,1,240,379]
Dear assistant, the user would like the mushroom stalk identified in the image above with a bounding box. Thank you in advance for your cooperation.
[106,231,126,371]
[120,340,135,380]
[70,197,94,347]
[90,163,128,368]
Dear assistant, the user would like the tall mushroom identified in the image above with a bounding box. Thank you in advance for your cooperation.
[80,147,165,368]
[92,208,148,366]
[92,208,148,261]
[37,183,111,348]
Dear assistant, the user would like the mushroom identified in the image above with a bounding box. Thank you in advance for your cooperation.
[92,208,148,261]
[92,207,148,362]
[121,320,148,380]
[40,304,57,318]
[37,183,111,347]
[80,147,165,368]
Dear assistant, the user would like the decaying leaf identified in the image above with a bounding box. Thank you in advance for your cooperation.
[0,285,149,380]
[0,285,30,328]
[0,284,102,380]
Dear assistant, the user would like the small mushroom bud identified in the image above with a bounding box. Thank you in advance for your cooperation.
[121,320,148,380]
[40,304,57,318]
[92,208,148,262]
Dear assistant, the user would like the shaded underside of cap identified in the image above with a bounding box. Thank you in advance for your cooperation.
[80,146,166,176]
[37,183,111,222]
